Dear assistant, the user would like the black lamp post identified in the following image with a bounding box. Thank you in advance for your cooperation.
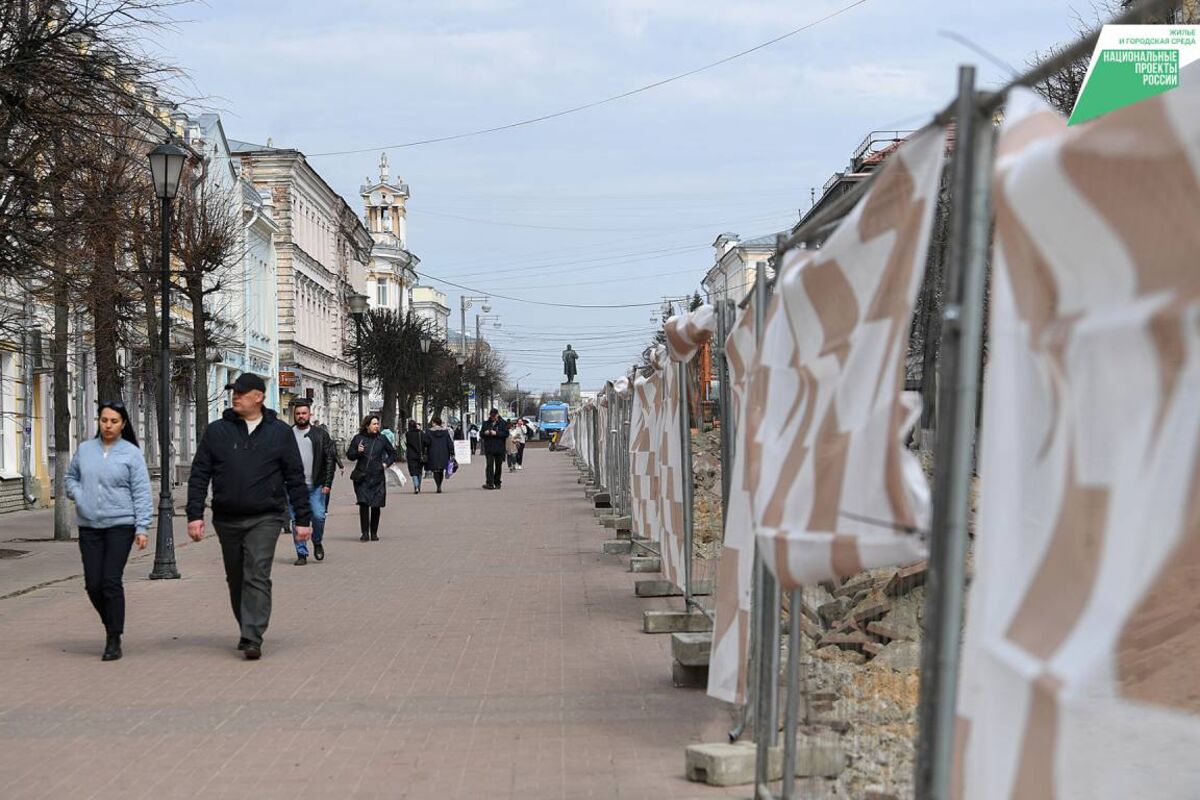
[147,141,189,581]
[419,334,432,426]
[348,292,369,421]
[455,354,466,430]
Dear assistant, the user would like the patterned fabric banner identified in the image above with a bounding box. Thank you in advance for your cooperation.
[749,126,943,589]
[954,81,1200,799]
[707,299,758,704]
[665,304,718,363]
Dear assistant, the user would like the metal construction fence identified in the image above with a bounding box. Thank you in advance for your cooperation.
[560,2,1200,797]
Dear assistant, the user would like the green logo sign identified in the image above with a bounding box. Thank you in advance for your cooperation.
[1070,25,1199,126]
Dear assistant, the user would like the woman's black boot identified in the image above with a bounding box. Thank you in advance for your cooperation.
[102,633,122,661]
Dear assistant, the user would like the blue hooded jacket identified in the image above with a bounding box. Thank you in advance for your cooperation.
[65,438,153,531]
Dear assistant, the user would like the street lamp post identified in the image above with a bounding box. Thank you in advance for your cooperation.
[459,296,490,358]
[455,354,466,430]
[348,292,369,421]
[147,141,189,581]
[419,334,432,426]
[513,372,531,418]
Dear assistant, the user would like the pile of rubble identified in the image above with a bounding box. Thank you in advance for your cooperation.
[789,562,927,798]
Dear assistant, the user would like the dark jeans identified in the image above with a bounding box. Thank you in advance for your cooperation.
[359,504,382,535]
[214,513,282,647]
[78,526,136,635]
[470,440,478,455]
[516,442,526,465]
[485,452,504,487]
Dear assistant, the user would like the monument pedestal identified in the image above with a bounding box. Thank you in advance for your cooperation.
[561,381,581,407]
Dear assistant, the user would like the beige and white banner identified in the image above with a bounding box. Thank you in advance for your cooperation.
[749,126,943,589]
[954,81,1200,798]
[707,299,758,704]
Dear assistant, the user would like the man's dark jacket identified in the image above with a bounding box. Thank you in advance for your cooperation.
[296,423,337,489]
[479,417,510,456]
[186,408,312,525]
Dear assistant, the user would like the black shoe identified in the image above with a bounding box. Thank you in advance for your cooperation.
[436,488,443,494]
[102,633,121,661]
[294,555,308,566]
[243,643,262,660]
[314,543,324,561]
[360,533,370,541]
[482,484,494,490]
[369,532,379,541]
[237,638,250,651]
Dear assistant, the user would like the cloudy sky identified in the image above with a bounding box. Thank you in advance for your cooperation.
[158,0,1096,392]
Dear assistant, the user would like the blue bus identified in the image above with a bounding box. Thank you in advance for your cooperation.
[537,401,570,441]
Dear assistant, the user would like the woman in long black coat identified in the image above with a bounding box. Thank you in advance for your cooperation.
[347,414,397,541]
[421,417,456,494]
[404,419,425,494]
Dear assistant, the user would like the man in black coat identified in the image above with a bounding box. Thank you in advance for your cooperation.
[186,373,311,660]
[288,398,337,566]
[479,408,509,490]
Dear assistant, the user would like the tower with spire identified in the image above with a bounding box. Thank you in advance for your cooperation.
[360,152,419,315]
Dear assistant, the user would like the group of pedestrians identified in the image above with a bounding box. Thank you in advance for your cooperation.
[403,418,456,494]
[478,409,535,490]
[62,372,469,663]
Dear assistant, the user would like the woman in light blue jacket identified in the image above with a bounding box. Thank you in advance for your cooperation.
[65,401,152,661]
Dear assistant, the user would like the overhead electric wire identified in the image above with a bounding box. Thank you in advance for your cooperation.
[416,270,682,309]
[306,0,872,157]
[410,208,794,234]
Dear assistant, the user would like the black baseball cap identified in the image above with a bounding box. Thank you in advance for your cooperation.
[226,373,267,393]
[291,397,312,408]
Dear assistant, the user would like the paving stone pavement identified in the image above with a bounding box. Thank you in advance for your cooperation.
[0,446,747,799]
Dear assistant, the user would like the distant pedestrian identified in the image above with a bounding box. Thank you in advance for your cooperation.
[65,401,152,662]
[506,419,524,473]
[453,424,465,441]
[313,418,344,477]
[480,409,509,490]
[348,414,397,540]
[515,419,529,470]
[288,399,336,565]
[381,426,398,449]
[404,419,425,494]
[468,423,479,456]
[422,417,455,493]
[187,373,311,661]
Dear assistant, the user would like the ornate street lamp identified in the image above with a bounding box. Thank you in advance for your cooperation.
[147,141,189,581]
[348,292,369,421]
[419,334,432,425]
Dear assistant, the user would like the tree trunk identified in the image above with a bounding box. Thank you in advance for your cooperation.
[52,274,71,541]
[190,284,210,445]
[381,384,398,431]
[90,232,121,402]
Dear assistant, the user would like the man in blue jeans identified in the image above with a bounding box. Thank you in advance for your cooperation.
[288,399,336,565]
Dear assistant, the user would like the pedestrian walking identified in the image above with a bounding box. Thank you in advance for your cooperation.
[288,399,336,565]
[422,417,455,493]
[186,373,312,661]
[453,424,464,441]
[515,419,529,470]
[506,419,523,473]
[468,423,480,456]
[348,414,397,540]
[64,401,152,662]
[404,419,425,494]
[480,409,509,490]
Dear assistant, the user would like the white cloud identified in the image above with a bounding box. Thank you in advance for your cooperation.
[604,0,864,39]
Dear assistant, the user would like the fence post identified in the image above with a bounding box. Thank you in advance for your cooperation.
[781,588,802,799]
[716,299,734,511]
[914,64,995,800]
[677,358,696,610]
[752,263,781,796]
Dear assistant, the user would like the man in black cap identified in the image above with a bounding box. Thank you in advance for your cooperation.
[186,373,311,660]
[287,398,336,565]
[479,408,509,490]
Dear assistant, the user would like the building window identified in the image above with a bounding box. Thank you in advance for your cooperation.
[377,278,388,307]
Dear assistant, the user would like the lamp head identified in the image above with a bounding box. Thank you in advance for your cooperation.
[347,292,369,316]
[420,335,432,354]
[147,141,190,200]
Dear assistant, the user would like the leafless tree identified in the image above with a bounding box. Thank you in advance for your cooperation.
[173,170,244,442]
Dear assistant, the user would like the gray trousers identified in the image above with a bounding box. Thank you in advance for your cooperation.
[214,512,283,647]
